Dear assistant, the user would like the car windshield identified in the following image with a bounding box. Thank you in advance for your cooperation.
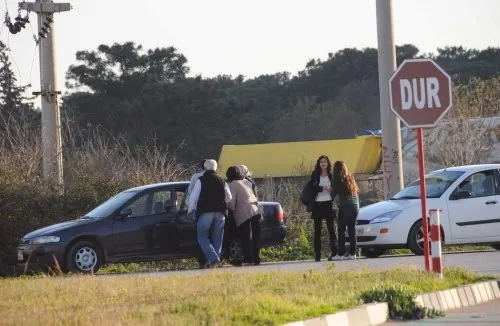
[391,170,465,200]
[84,190,139,219]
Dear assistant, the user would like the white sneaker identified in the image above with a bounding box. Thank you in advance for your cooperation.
[345,255,356,260]
[328,255,344,261]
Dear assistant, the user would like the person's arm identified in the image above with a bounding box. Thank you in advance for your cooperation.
[246,177,258,197]
[187,173,199,195]
[227,183,236,211]
[224,182,233,203]
[330,181,338,203]
[310,171,322,192]
[251,178,258,197]
[188,180,201,213]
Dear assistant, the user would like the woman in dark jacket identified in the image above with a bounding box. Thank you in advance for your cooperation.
[332,161,360,260]
[309,155,339,262]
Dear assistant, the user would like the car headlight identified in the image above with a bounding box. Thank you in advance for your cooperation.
[29,236,61,244]
[369,210,403,224]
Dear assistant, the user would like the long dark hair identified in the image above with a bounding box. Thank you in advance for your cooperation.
[226,166,243,182]
[313,155,332,176]
[333,161,358,196]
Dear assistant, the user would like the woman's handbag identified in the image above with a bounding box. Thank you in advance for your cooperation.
[300,180,315,211]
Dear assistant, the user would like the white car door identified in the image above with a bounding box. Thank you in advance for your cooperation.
[447,168,500,242]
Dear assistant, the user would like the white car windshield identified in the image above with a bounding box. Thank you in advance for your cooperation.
[391,170,465,200]
[84,190,139,219]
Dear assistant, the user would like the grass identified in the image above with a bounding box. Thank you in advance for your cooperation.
[0,266,494,326]
[98,259,200,274]
[389,245,493,256]
[96,244,495,275]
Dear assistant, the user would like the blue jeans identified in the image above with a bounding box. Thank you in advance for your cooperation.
[197,212,225,264]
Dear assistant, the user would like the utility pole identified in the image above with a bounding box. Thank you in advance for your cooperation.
[375,0,404,199]
[19,0,71,189]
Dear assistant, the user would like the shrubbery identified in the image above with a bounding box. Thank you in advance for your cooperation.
[360,284,444,320]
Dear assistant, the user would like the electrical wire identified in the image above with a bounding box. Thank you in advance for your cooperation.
[27,42,37,86]
[6,31,25,85]
[1,3,39,89]
[0,20,5,40]
[25,11,39,89]
[28,16,39,45]
[1,0,8,39]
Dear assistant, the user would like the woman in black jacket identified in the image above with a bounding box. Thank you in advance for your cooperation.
[332,161,360,260]
[309,155,339,262]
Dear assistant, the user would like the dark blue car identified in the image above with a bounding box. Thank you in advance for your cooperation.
[16,182,286,273]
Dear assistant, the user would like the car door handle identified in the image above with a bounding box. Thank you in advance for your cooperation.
[485,201,497,205]
[156,220,175,227]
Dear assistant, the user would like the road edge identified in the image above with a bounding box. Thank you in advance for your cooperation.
[415,279,500,312]
[283,302,389,326]
[282,280,500,326]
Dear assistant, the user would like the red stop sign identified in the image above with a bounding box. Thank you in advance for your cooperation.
[389,58,452,128]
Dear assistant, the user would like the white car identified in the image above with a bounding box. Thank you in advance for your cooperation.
[356,164,500,258]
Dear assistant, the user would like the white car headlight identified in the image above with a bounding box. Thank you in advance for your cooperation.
[369,210,403,224]
[30,236,61,244]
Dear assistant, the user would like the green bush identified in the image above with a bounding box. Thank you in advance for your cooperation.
[360,284,444,320]
[0,181,129,259]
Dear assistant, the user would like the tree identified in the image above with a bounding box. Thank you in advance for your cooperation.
[62,42,190,150]
[433,46,500,82]
[0,41,35,119]
[269,97,362,142]
[425,77,500,167]
[61,42,500,163]
[66,42,189,89]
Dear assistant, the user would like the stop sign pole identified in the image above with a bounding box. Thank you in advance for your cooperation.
[389,58,452,272]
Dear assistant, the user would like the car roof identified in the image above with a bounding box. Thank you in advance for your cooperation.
[433,164,500,174]
[124,181,190,192]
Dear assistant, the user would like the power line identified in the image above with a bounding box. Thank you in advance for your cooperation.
[0,19,5,39]
[6,29,24,84]
[1,3,40,88]
[1,0,8,39]
[28,14,39,44]
[27,41,38,86]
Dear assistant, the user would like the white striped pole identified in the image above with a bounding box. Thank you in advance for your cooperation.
[429,209,443,278]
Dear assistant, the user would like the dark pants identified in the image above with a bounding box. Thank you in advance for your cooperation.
[238,214,261,264]
[338,204,359,256]
[312,201,338,259]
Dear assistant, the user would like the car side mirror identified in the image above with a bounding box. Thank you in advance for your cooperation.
[453,190,471,200]
[119,207,132,220]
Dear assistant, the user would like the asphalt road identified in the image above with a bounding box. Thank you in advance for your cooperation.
[106,250,500,278]
[384,299,500,325]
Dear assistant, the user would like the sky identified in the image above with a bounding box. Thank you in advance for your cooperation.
[1,0,500,103]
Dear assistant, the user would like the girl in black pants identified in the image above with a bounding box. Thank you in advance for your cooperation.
[332,161,360,260]
[309,155,339,262]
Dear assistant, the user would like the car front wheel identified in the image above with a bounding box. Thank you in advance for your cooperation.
[66,240,103,274]
[407,221,425,256]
